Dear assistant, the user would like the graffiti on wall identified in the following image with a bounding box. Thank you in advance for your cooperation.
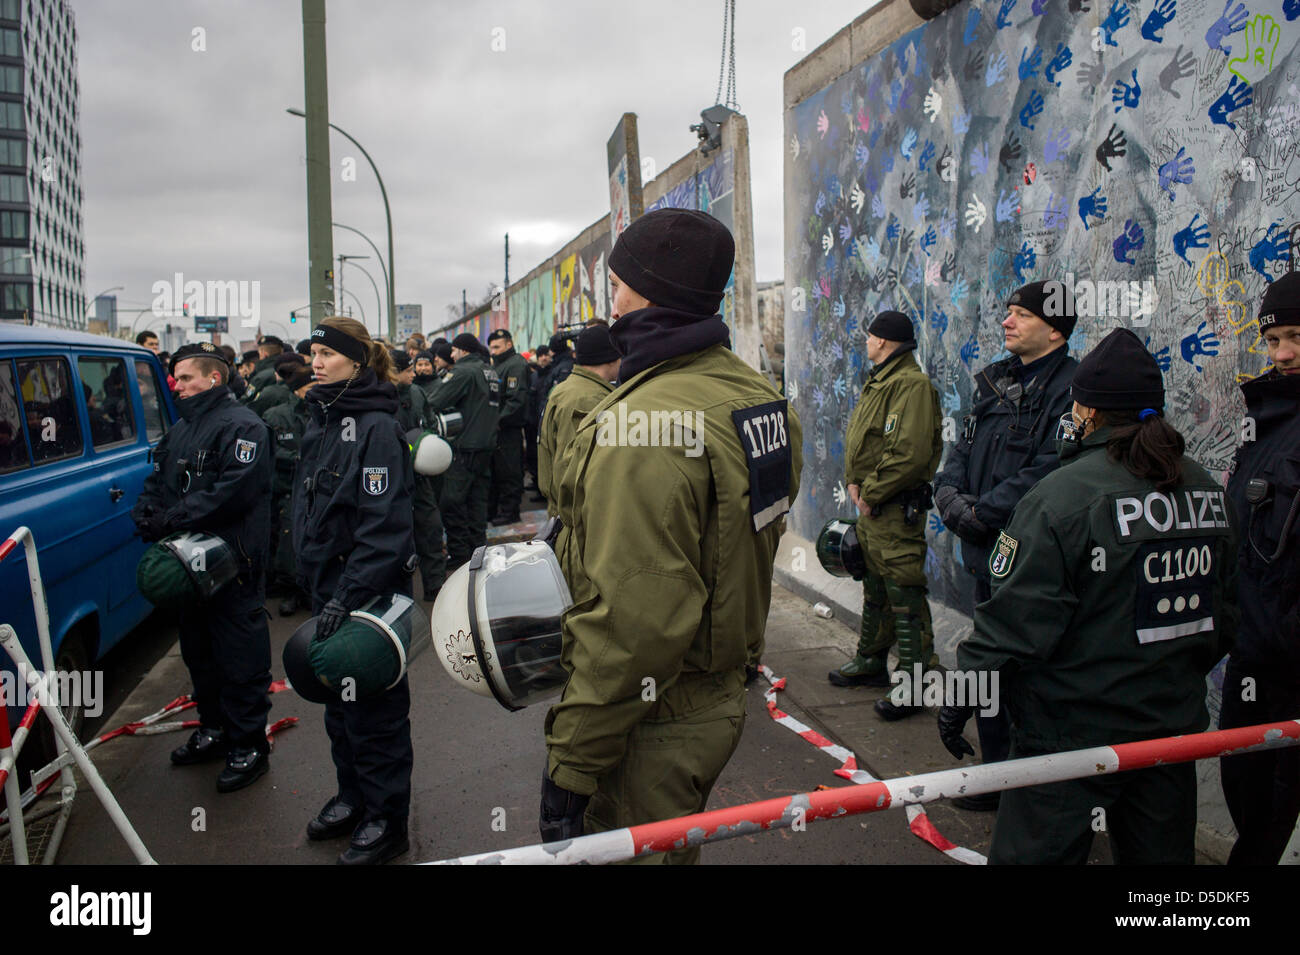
[648,148,739,328]
[785,1,1300,611]
[554,231,613,328]
[508,270,555,353]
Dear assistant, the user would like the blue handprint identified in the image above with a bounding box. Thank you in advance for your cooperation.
[839,221,853,244]
[971,140,991,175]
[871,192,886,219]
[964,6,981,44]
[952,109,972,135]
[918,140,935,171]
[845,314,859,336]
[1019,45,1043,80]
[930,306,949,334]
[1043,126,1071,163]
[1101,1,1130,46]
[1020,89,1045,129]
[1205,1,1248,56]
[938,207,956,240]
[890,78,905,114]
[906,258,924,287]
[1172,214,1210,264]
[882,151,896,173]
[832,375,847,400]
[1113,218,1145,263]
[855,142,870,165]
[1044,43,1073,86]
[832,297,847,320]
[865,235,882,262]
[886,215,901,242]
[950,275,971,306]
[1013,241,1037,282]
[927,514,946,536]
[1209,75,1253,129]
[1031,0,1049,12]
[814,192,827,217]
[1180,321,1220,371]
[1249,221,1292,281]
[986,50,1009,86]
[920,225,938,254]
[901,126,918,160]
[997,0,1017,29]
[1158,147,1195,201]
[1112,69,1141,112]
[1141,0,1176,42]
[996,188,1020,222]
[1078,187,1107,229]
[914,192,931,221]
[960,333,981,366]
[1044,193,1068,230]
[1144,335,1172,372]
[1286,0,1299,21]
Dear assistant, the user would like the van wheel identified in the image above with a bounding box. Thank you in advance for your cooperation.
[16,633,92,790]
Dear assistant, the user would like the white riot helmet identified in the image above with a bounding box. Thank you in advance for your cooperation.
[431,541,573,710]
[406,428,453,476]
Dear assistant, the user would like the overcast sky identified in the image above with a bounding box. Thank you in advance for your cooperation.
[70,0,878,344]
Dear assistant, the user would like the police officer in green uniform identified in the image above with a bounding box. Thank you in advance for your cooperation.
[536,323,620,515]
[828,311,943,722]
[249,353,303,418]
[263,366,314,615]
[487,328,531,525]
[241,336,285,408]
[540,209,803,864]
[424,333,499,569]
[940,328,1236,864]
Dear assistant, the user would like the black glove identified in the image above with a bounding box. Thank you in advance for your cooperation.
[938,705,977,760]
[933,484,959,517]
[133,507,167,543]
[951,497,991,544]
[315,598,350,641]
[539,771,589,843]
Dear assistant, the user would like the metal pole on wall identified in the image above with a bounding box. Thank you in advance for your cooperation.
[301,0,335,329]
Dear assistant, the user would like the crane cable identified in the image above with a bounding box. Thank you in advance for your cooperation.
[713,0,739,111]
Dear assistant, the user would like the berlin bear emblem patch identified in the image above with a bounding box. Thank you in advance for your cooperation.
[989,530,1019,579]
[363,467,389,495]
[884,413,899,435]
[234,439,257,463]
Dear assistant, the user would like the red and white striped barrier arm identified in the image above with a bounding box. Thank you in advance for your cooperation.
[425,718,1300,865]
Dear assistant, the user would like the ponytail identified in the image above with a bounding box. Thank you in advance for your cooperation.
[1100,409,1186,492]
[367,340,398,384]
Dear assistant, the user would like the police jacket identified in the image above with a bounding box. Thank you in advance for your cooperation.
[395,381,427,434]
[1227,370,1300,682]
[251,380,291,418]
[424,352,500,452]
[537,365,613,513]
[291,369,416,610]
[492,347,531,430]
[935,346,1077,579]
[132,384,273,579]
[539,351,574,423]
[958,427,1236,752]
[263,393,308,499]
[544,343,803,795]
[844,345,942,507]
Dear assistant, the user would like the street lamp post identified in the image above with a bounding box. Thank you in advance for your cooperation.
[333,222,389,326]
[341,258,383,340]
[287,108,395,342]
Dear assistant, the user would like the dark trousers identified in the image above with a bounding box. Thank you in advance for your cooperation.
[1219,657,1300,865]
[441,449,492,568]
[323,677,413,823]
[412,474,446,595]
[990,743,1197,864]
[488,426,525,520]
[972,577,1011,764]
[178,577,272,750]
[270,491,303,595]
[524,415,539,485]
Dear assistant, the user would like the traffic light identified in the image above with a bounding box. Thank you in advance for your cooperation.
[290,311,297,324]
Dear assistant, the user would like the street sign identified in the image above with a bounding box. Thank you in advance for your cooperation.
[194,315,228,333]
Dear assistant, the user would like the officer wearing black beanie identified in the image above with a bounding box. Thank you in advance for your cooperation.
[931,279,1079,806]
[1219,270,1300,865]
[943,327,1235,864]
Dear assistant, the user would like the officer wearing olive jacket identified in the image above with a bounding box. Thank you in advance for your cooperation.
[828,311,943,722]
[540,209,802,863]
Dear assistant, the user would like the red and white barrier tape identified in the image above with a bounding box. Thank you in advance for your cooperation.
[757,663,985,865]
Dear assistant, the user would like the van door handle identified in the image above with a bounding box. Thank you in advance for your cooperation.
[109,486,125,502]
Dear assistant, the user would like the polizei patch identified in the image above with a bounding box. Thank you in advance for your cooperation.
[234,439,257,463]
[989,530,1019,578]
[362,467,389,495]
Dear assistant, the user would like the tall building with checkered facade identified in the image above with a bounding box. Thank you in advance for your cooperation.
[0,0,82,327]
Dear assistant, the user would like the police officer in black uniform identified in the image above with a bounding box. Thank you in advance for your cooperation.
[932,279,1077,808]
[131,342,274,792]
[487,328,530,525]
[1220,271,1300,865]
[293,316,417,865]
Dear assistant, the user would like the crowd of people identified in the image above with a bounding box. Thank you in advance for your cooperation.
[121,209,1297,867]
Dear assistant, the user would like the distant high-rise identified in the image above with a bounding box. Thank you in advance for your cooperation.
[0,0,83,327]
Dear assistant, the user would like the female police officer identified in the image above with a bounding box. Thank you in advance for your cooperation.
[293,316,417,865]
[939,328,1235,864]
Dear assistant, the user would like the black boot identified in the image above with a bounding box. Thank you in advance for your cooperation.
[170,727,227,766]
[307,795,362,840]
[337,818,409,865]
[216,746,269,792]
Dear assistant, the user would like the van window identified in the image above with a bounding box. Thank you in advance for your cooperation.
[78,356,137,449]
[16,356,82,465]
[0,359,27,473]
[134,359,167,443]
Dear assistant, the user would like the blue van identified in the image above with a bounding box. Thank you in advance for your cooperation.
[0,325,177,743]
